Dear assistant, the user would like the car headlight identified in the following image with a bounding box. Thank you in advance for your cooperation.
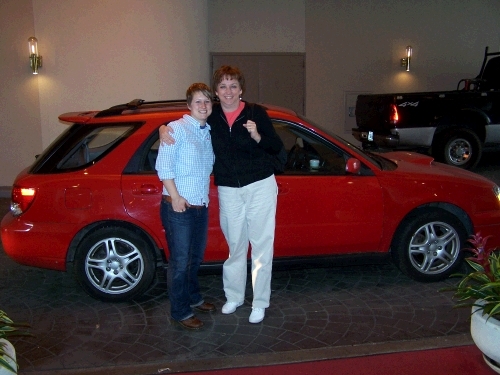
[493,185,500,203]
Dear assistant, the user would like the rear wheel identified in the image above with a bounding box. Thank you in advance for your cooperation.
[435,129,482,169]
[391,209,466,282]
[74,227,155,301]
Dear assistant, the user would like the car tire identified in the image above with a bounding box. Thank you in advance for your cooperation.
[436,129,482,169]
[391,208,466,282]
[74,226,156,302]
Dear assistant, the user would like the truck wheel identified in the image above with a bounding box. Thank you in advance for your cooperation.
[391,208,466,282]
[74,226,156,302]
[439,129,482,169]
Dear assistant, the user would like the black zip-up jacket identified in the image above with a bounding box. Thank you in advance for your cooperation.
[209,102,284,187]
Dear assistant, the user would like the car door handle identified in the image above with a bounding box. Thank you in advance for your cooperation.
[133,183,161,195]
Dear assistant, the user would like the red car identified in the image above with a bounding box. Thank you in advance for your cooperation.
[3,99,500,302]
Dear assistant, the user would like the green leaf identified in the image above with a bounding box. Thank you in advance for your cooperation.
[466,260,485,273]
[488,303,500,317]
[0,342,17,374]
[0,357,17,374]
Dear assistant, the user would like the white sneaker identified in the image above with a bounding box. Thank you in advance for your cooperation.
[222,301,243,314]
[249,308,265,323]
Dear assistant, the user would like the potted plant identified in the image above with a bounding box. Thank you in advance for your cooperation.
[0,310,31,374]
[444,233,500,372]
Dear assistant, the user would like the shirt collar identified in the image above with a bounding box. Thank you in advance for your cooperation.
[183,114,211,130]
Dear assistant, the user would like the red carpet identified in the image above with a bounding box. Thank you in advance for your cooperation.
[181,345,496,375]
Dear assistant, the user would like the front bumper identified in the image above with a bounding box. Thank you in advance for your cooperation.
[471,209,500,249]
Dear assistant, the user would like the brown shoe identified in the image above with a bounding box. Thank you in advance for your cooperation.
[175,316,204,330]
[194,302,216,313]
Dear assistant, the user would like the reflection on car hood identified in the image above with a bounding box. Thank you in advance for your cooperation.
[382,151,493,184]
[383,151,434,166]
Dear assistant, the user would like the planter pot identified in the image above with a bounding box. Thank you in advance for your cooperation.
[470,300,500,373]
[0,338,17,374]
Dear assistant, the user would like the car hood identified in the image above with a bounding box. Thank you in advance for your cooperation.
[383,151,435,166]
[382,151,494,184]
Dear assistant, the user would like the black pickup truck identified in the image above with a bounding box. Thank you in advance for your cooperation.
[352,47,500,169]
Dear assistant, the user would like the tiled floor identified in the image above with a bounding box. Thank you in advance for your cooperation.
[1,193,473,374]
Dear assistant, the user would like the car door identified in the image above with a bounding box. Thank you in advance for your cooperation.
[120,131,229,263]
[272,121,385,258]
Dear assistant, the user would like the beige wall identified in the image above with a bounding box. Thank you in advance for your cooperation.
[0,0,209,188]
[33,0,209,151]
[1,0,499,191]
[305,0,500,140]
[209,0,306,52]
[0,0,42,189]
[208,0,499,140]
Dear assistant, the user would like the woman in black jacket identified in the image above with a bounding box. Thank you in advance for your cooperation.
[209,66,283,324]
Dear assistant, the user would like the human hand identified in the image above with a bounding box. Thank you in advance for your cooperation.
[159,124,175,145]
[243,120,261,143]
[172,196,188,212]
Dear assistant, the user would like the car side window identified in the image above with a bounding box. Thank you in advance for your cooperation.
[57,125,134,170]
[143,138,160,172]
[137,122,348,175]
[273,121,347,175]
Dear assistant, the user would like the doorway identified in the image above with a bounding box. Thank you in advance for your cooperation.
[211,53,305,115]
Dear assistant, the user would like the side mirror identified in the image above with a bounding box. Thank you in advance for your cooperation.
[345,158,361,174]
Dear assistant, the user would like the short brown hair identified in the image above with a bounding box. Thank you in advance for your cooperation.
[212,65,246,94]
[186,83,212,105]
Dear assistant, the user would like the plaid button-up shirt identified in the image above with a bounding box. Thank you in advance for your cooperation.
[156,114,214,206]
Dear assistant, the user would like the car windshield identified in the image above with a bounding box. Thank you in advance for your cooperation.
[296,114,393,169]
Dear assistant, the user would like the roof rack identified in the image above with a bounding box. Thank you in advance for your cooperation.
[94,99,186,118]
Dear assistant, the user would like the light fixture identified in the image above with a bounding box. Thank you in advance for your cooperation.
[401,45,412,71]
[28,37,42,74]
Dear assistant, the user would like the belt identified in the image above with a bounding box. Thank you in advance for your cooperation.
[162,195,206,209]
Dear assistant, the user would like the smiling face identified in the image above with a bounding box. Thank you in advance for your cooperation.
[215,76,242,112]
[187,91,212,125]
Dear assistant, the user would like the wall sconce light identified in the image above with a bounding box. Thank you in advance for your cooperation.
[28,37,42,74]
[401,45,412,71]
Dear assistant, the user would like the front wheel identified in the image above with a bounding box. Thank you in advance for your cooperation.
[391,209,466,282]
[435,129,482,169]
[74,227,156,302]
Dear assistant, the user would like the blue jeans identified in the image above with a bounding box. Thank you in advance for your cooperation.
[160,200,208,321]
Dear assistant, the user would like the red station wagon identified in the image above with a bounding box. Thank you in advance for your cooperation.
[3,99,500,302]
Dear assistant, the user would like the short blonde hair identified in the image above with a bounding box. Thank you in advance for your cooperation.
[186,83,212,104]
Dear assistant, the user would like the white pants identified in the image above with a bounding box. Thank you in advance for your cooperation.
[218,175,278,308]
